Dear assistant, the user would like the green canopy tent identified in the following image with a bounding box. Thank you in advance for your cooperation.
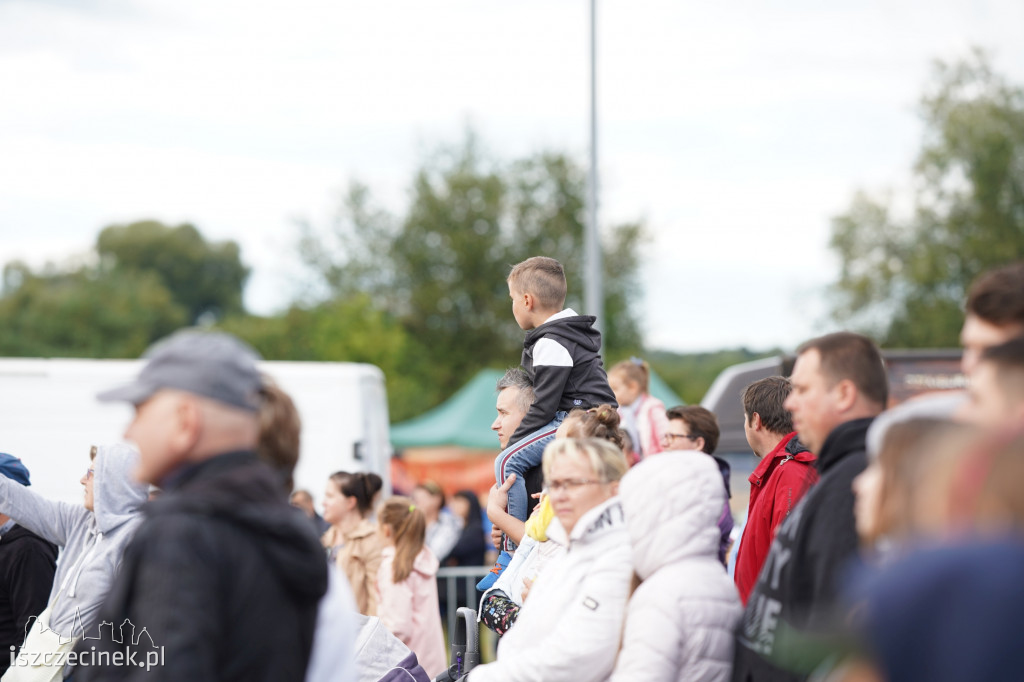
[390,368,684,449]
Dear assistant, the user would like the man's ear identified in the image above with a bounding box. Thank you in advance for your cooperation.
[834,379,858,413]
[173,396,203,456]
[693,436,706,453]
[750,412,763,431]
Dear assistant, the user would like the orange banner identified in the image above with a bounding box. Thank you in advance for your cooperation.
[390,447,498,502]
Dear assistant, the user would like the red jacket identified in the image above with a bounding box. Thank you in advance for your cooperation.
[733,432,818,605]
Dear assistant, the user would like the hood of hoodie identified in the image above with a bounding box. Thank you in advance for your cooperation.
[152,451,327,602]
[749,432,816,486]
[93,443,149,534]
[523,309,602,354]
[29,443,149,638]
[785,433,812,457]
[619,453,724,580]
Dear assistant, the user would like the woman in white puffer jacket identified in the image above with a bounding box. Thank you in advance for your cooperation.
[611,451,743,682]
[469,438,632,682]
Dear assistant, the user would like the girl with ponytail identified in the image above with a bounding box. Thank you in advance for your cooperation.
[375,496,447,678]
[322,471,385,616]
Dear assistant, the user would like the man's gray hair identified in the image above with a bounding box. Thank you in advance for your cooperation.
[496,367,535,413]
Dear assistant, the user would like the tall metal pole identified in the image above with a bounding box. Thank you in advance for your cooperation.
[584,0,603,345]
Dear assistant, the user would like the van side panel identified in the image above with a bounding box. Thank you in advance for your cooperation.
[0,360,390,506]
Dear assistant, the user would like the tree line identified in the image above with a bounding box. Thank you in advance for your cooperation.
[2,51,1021,420]
[1,139,647,421]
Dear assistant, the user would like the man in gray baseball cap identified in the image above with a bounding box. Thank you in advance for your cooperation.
[98,329,264,413]
[96,329,264,485]
[80,329,328,682]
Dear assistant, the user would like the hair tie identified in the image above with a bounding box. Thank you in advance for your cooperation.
[630,356,644,366]
[409,504,416,513]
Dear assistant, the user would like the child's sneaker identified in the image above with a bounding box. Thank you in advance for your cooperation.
[476,551,512,592]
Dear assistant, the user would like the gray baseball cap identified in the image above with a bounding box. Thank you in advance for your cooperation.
[98,330,264,412]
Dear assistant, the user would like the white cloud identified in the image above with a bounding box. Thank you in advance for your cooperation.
[1,0,1023,351]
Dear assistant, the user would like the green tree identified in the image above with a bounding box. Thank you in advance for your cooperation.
[299,134,647,411]
[830,50,1024,346]
[0,262,186,357]
[98,221,249,324]
[219,296,431,420]
[0,221,247,358]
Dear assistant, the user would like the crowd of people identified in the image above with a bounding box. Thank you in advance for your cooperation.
[0,256,1021,681]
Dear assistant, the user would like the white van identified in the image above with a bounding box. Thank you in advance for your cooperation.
[0,359,391,506]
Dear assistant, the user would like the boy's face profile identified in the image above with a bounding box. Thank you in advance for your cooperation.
[508,282,535,330]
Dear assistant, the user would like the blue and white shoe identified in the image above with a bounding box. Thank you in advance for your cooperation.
[476,551,512,592]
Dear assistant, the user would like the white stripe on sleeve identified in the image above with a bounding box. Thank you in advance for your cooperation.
[533,338,573,367]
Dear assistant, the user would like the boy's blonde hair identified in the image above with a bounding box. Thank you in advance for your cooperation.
[507,257,567,311]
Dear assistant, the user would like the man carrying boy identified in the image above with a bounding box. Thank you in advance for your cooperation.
[498,257,616,546]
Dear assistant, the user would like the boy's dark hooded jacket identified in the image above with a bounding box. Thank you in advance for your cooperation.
[510,309,617,445]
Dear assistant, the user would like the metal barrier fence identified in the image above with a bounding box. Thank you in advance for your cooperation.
[437,566,496,660]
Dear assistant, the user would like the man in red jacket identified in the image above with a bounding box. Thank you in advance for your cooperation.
[733,376,817,605]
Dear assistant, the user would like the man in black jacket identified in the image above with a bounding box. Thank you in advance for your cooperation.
[80,331,328,682]
[732,332,888,682]
[0,454,56,677]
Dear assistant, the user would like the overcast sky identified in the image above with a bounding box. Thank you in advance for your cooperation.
[2,0,1022,353]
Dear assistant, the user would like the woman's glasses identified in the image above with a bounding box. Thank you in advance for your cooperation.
[543,478,603,493]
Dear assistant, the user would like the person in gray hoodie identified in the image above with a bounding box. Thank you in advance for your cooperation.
[0,443,147,681]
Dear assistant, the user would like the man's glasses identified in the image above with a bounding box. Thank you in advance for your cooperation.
[85,468,94,479]
[663,432,698,443]
[543,478,603,493]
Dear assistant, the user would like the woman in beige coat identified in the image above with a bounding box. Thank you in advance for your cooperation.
[322,471,385,615]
